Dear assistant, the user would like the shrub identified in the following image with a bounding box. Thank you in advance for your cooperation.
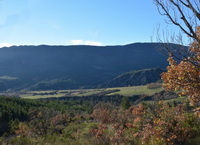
[147,83,162,89]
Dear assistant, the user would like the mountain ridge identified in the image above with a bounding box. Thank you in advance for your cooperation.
[0,42,178,91]
[99,68,165,88]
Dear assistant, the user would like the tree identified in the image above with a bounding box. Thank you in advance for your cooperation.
[121,96,131,110]
[154,0,200,42]
[153,0,200,106]
[154,0,200,64]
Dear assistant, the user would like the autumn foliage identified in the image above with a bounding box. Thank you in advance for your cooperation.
[162,26,200,106]
[90,102,200,145]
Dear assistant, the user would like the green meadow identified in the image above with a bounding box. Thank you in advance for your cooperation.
[20,85,164,99]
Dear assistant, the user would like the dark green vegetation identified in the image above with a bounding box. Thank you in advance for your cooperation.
[0,43,171,91]
[0,96,92,136]
[0,94,199,145]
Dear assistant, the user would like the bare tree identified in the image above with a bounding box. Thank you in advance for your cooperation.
[154,0,200,41]
[153,0,200,67]
[153,0,200,106]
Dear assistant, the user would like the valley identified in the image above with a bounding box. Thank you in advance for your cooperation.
[20,84,164,99]
[0,43,198,145]
[1,0,199,144]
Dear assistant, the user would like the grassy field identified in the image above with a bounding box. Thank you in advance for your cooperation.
[20,85,164,99]
[0,76,19,80]
[106,85,163,96]
[165,96,188,103]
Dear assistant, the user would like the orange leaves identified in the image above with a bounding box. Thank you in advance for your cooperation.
[167,56,177,66]
[15,122,31,137]
[162,59,200,105]
[92,103,115,124]
[134,102,194,145]
[162,27,200,106]
[90,102,200,145]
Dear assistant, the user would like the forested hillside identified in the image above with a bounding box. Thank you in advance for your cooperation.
[0,94,200,145]
[0,43,175,91]
[99,68,165,88]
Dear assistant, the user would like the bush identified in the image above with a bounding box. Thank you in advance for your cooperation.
[147,83,162,89]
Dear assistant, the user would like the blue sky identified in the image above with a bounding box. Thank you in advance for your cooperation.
[0,0,177,47]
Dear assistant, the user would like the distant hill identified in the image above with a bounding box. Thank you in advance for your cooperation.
[0,76,22,91]
[0,43,179,91]
[99,68,165,88]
